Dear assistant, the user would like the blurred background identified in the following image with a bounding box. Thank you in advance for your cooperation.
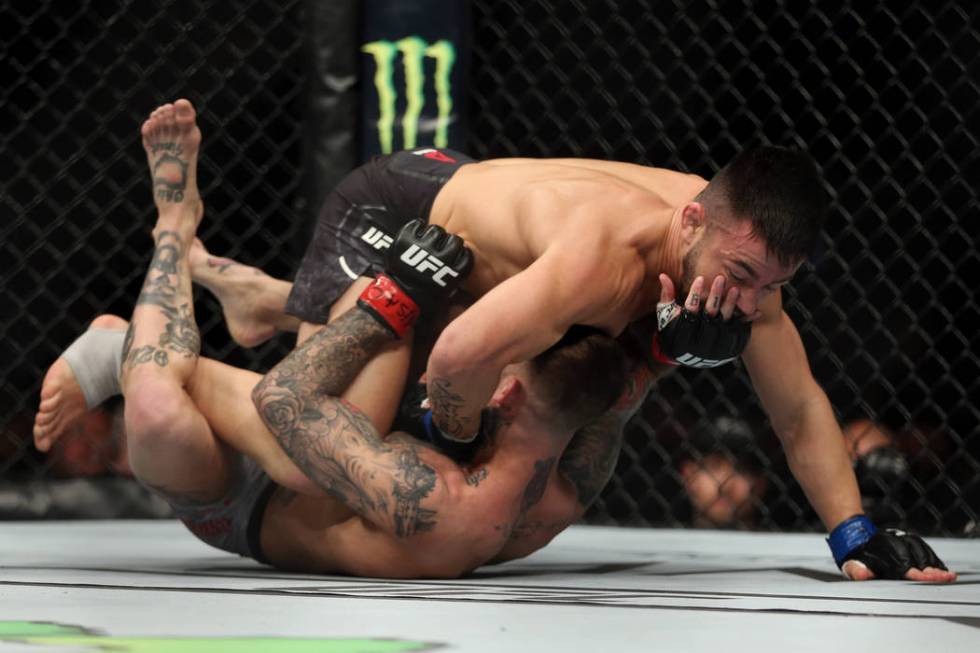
[2,0,977,534]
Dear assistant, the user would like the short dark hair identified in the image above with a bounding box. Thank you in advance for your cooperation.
[686,416,767,476]
[529,326,629,431]
[696,146,828,266]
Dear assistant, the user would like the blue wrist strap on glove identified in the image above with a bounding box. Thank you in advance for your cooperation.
[421,409,482,464]
[422,409,437,443]
[827,514,878,567]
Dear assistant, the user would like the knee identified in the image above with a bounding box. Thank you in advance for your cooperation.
[124,380,194,451]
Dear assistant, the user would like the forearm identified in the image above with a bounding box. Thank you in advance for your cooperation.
[425,357,501,441]
[778,394,863,530]
[251,307,393,494]
[252,308,441,536]
[262,308,393,400]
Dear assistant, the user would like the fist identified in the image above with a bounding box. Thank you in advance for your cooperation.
[386,219,473,309]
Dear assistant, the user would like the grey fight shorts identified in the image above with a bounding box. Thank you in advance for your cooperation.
[285,148,475,325]
[164,455,277,563]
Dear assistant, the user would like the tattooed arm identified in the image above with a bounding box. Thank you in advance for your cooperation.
[253,307,451,537]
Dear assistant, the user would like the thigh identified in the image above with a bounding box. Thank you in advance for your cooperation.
[187,357,320,496]
[125,382,238,504]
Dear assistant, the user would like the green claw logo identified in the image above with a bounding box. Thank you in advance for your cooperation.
[362,37,456,154]
[0,621,439,652]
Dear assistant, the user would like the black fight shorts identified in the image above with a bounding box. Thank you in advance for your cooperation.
[285,148,475,324]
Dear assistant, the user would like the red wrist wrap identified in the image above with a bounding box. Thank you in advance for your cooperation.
[650,333,679,366]
[357,275,420,338]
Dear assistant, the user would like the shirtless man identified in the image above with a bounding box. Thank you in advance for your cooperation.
[39,311,626,577]
[35,99,954,582]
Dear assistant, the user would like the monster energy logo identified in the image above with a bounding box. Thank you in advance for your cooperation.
[362,36,456,154]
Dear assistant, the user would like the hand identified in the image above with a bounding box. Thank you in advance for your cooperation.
[828,515,957,582]
[842,530,957,582]
[659,273,741,322]
[358,221,472,338]
[651,273,751,368]
[385,219,473,311]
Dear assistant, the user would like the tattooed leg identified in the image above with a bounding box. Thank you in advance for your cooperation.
[122,99,234,501]
[189,238,299,347]
[123,99,203,388]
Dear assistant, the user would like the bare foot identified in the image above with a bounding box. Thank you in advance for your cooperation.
[33,314,128,453]
[141,98,202,236]
[190,238,297,347]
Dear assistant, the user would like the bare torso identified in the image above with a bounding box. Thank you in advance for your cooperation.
[259,427,578,577]
[429,157,708,318]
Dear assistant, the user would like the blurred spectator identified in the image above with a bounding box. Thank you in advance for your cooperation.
[0,399,170,519]
[678,417,770,529]
[46,399,131,478]
[842,419,911,526]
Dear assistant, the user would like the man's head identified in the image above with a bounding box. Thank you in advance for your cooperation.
[489,326,629,438]
[678,146,829,319]
[680,416,769,528]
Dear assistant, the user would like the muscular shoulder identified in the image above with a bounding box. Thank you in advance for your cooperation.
[539,230,646,331]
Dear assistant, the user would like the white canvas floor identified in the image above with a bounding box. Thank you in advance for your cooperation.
[1,521,978,652]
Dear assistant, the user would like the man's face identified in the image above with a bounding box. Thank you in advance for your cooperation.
[681,220,802,321]
[682,454,765,528]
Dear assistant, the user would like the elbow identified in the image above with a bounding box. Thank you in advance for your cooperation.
[429,322,503,376]
[251,375,272,417]
[251,377,267,415]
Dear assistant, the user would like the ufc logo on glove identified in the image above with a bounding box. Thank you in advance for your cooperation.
[399,244,460,287]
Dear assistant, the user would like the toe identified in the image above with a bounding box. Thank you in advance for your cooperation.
[34,408,56,425]
[174,98,196,123]
[38,389,61,407]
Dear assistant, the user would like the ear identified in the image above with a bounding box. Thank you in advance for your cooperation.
[680,202,706,245]
[489,376,526,420]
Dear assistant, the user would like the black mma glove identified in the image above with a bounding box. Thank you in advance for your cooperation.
[391,383,486,461]
[650,299,752,368]
[827,515,949,579]
[855,446,910,524]
[421,408,487,463]
[358,220,473,338]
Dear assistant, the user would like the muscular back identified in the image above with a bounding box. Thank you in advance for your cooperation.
[429,157,708,303]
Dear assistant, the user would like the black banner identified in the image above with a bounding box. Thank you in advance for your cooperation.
[359,0,470,161]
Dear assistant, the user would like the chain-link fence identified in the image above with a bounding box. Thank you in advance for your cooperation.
[3,1,978,534]
[2,0,308,510]
[464,0,979,534]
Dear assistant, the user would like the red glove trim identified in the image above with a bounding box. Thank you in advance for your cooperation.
[357,275,420,338]
[650,333,679,366]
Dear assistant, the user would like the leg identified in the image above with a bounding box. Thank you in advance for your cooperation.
[121,99,235,501]
[294,276,412,436]
[189,239,300,347]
